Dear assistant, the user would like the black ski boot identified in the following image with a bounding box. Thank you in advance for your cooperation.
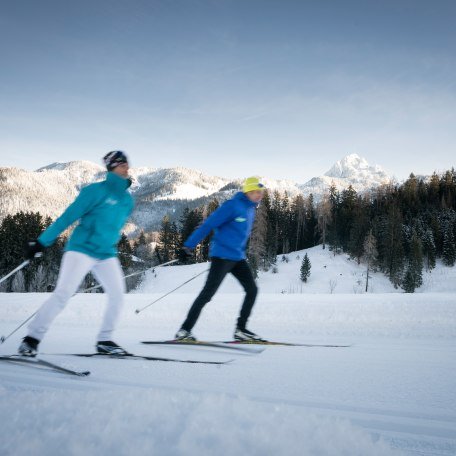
[96,341,129,355]
[18,336,40,357]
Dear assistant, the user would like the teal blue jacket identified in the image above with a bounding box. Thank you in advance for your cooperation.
[38,172,134,260]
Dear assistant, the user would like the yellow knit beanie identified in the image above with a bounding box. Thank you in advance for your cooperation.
[242,177,265,193]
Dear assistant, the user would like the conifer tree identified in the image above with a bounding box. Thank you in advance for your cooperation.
[300,253,311,283]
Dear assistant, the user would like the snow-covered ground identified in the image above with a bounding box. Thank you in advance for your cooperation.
[1,288,455,455]
[1,247,455,455]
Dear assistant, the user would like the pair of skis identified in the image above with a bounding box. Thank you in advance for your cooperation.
[0,342,253,377]
[0,339,350,377]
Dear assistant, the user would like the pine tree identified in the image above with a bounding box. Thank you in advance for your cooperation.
[170,221,180,259]
[422,228,436,272]
[402,232,423,293]
[375,204,405,288]
[158,215,173,262]
[118,233,133,269]
[349,198,370,264]
[300,253,311,283]
[327,183,342,254]
[339,185,358,250]
[179,207,203,263]
[442,220,456,266]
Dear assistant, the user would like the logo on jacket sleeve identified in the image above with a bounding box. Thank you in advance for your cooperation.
[235,217,247,222]
[105,198,119,206]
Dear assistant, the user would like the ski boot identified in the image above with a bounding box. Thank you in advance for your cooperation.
[174,328,197,342]
[96,340,129,355]
[234,327,265,342]
[18,336,39,357]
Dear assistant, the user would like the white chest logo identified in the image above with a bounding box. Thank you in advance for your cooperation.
[235,217,247,222]
[105,198,118,206]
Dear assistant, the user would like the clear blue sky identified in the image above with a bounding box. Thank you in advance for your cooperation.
[0,0,455,182]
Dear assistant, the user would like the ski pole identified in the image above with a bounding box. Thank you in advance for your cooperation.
[0,260,34,343]
[80,258,179,293]
[0,259,180,343]
[135,268,209,314]
[0,260,30,286]
[0,310,37,343]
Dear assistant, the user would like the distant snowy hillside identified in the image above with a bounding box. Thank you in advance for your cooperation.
[136,245,456,295]
[0,154,394,233]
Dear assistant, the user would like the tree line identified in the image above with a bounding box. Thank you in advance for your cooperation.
[157,169,456,292]
[1,168,454,294]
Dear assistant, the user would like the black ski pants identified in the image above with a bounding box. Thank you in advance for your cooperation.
[181,257,258,331]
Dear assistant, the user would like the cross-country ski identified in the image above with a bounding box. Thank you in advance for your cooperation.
[140,340,265,353]
[47,352,233,365]
[221,340,352,347]
[0,355,90,377]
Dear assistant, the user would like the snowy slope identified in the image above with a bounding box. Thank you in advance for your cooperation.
[136,246,456,295]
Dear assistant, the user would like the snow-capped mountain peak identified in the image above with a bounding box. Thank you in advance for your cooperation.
[325,154,371,179]
[300,154,393,198]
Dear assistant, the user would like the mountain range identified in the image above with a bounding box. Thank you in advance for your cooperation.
[0,154,393,234]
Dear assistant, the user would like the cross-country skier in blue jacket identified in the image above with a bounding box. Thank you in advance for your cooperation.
[175,177,266,342]
[18,151,134,357]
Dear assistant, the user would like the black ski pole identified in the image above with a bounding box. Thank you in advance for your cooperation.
[135,268,209,314]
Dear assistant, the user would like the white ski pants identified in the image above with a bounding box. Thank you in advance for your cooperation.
[28,251,125,342]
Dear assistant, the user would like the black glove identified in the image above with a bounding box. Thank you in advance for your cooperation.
[25,240,45,260]
[177,247,193,263]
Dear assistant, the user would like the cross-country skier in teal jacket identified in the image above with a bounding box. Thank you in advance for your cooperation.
[18,151,134,357]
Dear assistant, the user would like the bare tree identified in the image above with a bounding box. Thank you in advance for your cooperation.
[363,229,378,292]
[317,194,332,250]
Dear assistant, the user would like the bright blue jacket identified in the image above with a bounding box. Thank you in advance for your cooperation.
[38,172,134,260]
[184,192,258,261]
